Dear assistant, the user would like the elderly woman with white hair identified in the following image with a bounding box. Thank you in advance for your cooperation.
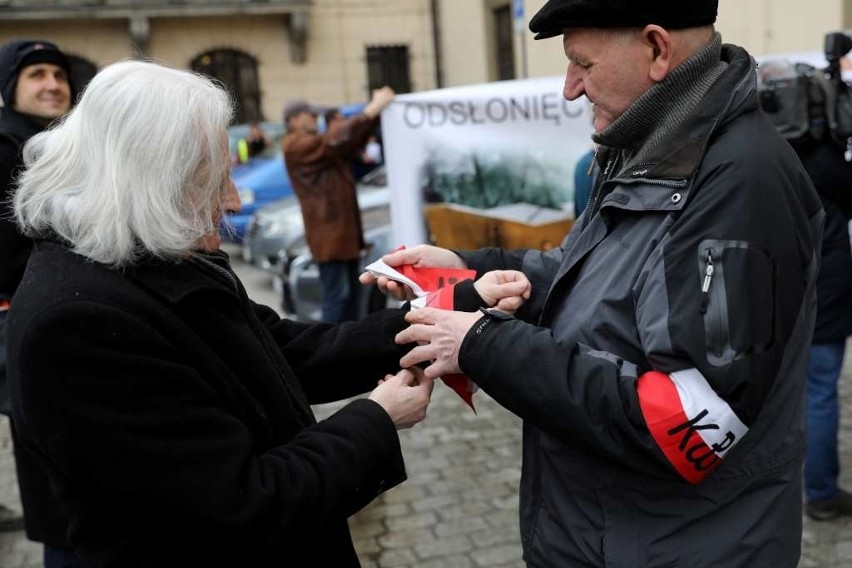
[3,60,448,567]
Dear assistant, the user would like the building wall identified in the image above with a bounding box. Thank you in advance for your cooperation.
[0,0,849,115]
[0,0,437,121]
[715,0,843,56]
[452,0,852,82]
[0,19,132,70]
[437,0,491,86]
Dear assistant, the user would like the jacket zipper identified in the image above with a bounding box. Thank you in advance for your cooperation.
[582,150,619,231]
[699,248,714,314]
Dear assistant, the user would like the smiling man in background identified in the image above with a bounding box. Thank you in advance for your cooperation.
[0,39,78,567]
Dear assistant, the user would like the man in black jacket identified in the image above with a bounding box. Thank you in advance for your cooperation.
[367,1,824,565]
[0,38,74,561]
[797,140,852,520]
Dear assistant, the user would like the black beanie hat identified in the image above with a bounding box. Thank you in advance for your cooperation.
[529,0,719,40]
[0,39,72,107]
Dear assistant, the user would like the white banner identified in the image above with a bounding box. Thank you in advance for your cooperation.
[381,76,595,246]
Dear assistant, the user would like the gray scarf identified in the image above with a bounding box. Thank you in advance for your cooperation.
[593,32,727,174]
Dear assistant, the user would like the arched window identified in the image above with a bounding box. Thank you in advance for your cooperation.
[191,49,261,124]
[66,54,98,101]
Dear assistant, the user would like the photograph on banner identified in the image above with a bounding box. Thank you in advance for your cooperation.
[381,76,594,247]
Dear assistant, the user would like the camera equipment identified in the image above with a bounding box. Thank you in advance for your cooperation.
[824,32,852,80]
[758,31,852,160]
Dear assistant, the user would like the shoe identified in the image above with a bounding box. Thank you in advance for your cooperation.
[806,488,852,521]
[0,503,24,532]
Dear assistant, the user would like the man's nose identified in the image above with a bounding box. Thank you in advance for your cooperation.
[44,74,63,91]
[563,65,584,101]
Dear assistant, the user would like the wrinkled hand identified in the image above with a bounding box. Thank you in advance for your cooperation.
[474,270,530,314]
[368,367,434,429]
[396,308,483,380]
[359,244,467,301]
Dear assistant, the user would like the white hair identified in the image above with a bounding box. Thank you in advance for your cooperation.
[14,59,234,266]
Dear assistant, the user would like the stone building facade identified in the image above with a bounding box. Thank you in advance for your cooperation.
[0,0,850,124]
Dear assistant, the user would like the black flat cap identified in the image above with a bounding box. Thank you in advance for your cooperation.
[529,0,719,40]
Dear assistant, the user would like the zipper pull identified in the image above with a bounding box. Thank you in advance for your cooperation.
[845,137,852,162]
[587,146,599,176]
[699,249,714,314]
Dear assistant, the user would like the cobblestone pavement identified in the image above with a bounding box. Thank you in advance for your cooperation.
[0,248,849,567]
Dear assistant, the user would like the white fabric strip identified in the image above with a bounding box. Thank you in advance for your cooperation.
[669,368,749,458]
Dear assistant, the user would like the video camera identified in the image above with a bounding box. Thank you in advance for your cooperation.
[822,31,852,157]
[758,30,852,159]
[823,31,852,81]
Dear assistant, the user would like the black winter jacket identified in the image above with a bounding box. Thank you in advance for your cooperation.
[796,141,852,343]
[457,44,823,567]
[0,107,42,299]
[8,242,411,567]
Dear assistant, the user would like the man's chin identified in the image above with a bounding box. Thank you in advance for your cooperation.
[33,105,70,121]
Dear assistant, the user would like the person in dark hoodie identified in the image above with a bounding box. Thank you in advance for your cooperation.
[0,38,77,566]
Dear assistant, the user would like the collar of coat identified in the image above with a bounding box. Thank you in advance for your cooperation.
[128,251,241,305]
[0,107,46,146]
[594,42,760,183]
[33,239,241,305]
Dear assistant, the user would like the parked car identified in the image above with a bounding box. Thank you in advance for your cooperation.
[243,166,394,321]
[283,217,394,322]
[222,121,291,243]
[222,103,368,243]
[225,155,294,243]
[243,165,388,272]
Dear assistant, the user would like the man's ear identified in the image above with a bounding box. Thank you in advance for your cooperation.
[642,25,673,82]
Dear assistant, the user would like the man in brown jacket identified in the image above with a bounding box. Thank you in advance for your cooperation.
[282,87,394,322]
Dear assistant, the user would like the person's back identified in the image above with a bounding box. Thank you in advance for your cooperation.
[281,90,393,322]
[796,139,852,520]
[8,60,433,568]
[0,38,75,558]
[10,240,396,566]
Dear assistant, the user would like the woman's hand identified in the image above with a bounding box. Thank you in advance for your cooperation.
[368,367,434,429]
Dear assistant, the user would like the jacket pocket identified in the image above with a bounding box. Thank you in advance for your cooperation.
[697,239,775,366]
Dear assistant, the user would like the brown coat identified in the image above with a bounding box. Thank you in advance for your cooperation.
[282,115,378,263]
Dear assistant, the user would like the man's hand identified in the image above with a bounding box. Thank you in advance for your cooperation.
[364,86,396,119]
[396,308,483,380]
[368,367,434,430]
[359,244,467,300]
[474,270,530,313]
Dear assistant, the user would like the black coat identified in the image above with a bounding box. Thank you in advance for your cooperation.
[0,107,68,546]
[0,107,42,299]
[8,241,411,567]
[456,44,822,566]
[797,141,852,343]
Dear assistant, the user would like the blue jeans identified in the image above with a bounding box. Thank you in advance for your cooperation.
[318,260,360,324]
[804,342,847,502]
